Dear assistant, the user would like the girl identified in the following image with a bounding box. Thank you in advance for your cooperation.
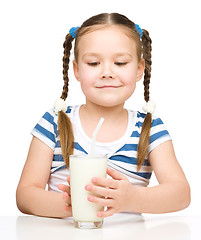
[16,13,190,218]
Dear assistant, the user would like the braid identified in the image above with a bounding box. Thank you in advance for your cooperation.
[58,33,74,168]
[61,33,74,100]
[137,29,152,171]
[142,29,152,102]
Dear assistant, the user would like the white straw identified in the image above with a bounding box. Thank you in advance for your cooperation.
[90,117,104,156]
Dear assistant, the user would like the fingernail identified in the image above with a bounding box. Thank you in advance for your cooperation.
[97,212,102,217]
[88,195,93,201]
[92,177,97,183]
[85,185,91,191]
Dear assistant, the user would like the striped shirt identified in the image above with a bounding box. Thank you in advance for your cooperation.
[31,105,171,192]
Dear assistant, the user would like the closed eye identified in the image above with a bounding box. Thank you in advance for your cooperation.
[87,62,100,66]
[115,62,127,66]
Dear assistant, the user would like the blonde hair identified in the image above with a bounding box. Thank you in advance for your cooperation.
[59,13,152,170]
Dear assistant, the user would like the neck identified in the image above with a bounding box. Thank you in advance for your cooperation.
[79,101,129,142]
[81,101,126,121]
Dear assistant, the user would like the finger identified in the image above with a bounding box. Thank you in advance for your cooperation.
[58,184,71,195]
[63,192,71,205]
[85,184,116,198]
[87,195,114,207]
[64,204,72,214]
[97,207,114,218]
[58,184,70,192]
[67,175,70,185]
[107,167,128,181]
[91,176,118,189]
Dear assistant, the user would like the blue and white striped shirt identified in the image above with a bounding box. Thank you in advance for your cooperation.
[31,105,171,191]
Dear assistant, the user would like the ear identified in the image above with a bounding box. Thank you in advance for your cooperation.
[73,60,80,81]
[136,58,145,82]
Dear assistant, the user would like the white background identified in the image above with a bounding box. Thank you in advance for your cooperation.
[0,0,200,216]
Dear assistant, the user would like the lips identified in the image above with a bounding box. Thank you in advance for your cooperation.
[96,85,122,89]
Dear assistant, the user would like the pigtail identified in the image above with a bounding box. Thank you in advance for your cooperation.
[137,29,152,171]
[58,33,75,168]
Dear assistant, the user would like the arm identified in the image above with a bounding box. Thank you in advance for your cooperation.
[85,140,191,217]
[16,137,72,218]
[129,140,191,213]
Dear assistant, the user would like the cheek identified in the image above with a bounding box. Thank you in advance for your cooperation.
[121,69,138,97]
[79,68,95,94]
[126,81,137,99]
[121,69,137,87]
[79,66,97,83]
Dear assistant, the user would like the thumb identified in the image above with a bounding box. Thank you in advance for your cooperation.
[107,167,128,181]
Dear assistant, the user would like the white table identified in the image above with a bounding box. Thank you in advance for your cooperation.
[1,214,200,240]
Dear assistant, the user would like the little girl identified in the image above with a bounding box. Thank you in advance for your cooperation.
[16,13,190,218]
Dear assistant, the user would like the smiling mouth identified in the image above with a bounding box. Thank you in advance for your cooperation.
[96,85,122,89]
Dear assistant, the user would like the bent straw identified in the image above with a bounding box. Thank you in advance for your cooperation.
[90,117,104,156]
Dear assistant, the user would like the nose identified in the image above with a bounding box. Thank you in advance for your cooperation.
[101,74,113,79]
[100,63,115,79]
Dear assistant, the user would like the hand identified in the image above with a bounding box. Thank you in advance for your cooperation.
[58,176,72,216]
[85,167,133,218]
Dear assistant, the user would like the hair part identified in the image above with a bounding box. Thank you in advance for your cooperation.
[74,13,142,63]
[58,13,152,170]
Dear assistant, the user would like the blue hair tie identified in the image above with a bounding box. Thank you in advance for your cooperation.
[69,26,80,38]
[135,24,143,38]
[70,25,142,38]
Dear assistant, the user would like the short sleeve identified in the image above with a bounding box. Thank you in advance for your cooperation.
[148,116,172,154]
[31,109,56,151]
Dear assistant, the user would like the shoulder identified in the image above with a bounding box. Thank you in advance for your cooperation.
[65,105,80,117]
[134,110,166,128]
[31,105,80,150]
[32,104,80,134]
[42,105,80,120]
[134,110,171,153]
[41,108,56,123]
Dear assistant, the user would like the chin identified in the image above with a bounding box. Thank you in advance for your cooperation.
[88,96,127,108]
[95,101,124,108]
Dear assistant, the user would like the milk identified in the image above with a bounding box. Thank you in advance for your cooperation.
[70,155,107,223]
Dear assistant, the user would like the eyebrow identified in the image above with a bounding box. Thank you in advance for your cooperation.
[82,53,99,58]
[114,53,133,58]
[82,52,133,58]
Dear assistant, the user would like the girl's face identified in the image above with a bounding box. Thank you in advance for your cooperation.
[73,25,145,108]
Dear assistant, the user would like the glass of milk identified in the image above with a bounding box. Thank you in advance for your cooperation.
[69,154,107,229]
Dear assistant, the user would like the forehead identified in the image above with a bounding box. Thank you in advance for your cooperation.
[77,25,137,58]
